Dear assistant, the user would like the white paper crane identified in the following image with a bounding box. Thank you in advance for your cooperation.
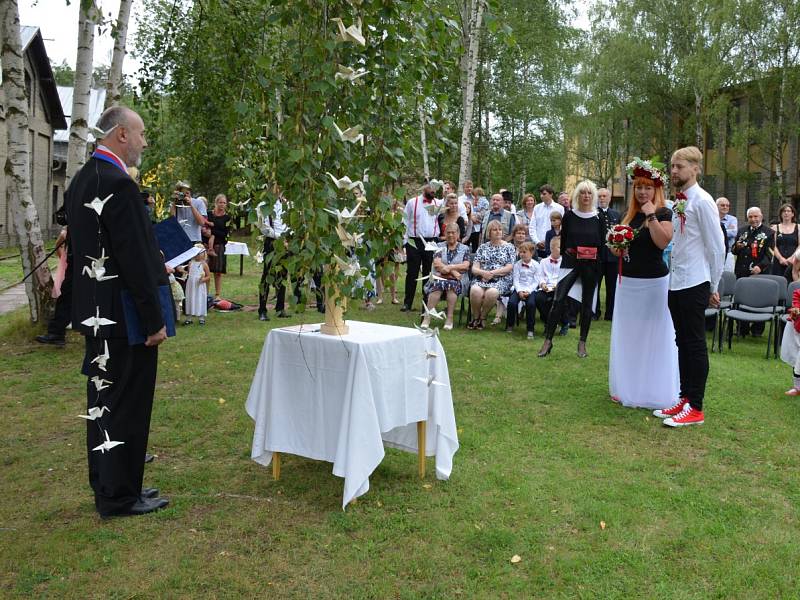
[81,308,116,336]
[82,249,118,282]
[428,179,444,191]
[255,250,264,264]
[416,271,447,284]
[422,304,446,321]
[91,375,113,391]
[92,430,125,454]
[324,203,365,225]
[78,405,111,421]
[414,323,440,338]
[89,123,118,140]
[331,121,364,146]
[425,350,439,359]
[413,375,448,388]
[418,237,440,252]
[333,254,361,277]
[336,224,364,248]
[229,200,250,208]
[335,65,369,82]
[84,194,114,216]
[326,172,366,196]
[331,17,366,46]
[90,340,111,372]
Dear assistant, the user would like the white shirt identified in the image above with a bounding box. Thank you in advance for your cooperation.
[512,259,540,293]
[720,214,738,250]
[532,201,563,245]
[538,255,561,290]
[457,194,472,221]
[259,199,288,238]
[404,195,442,242]
[669,183,726,293]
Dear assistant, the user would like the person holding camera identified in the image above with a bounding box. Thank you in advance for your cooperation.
[169,181,206,243]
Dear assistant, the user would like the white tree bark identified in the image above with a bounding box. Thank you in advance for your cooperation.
[0,0,54,321]
[457,0,485,194]
[66,1,98,187]
[417,87,430,180]
[104,0,133,109]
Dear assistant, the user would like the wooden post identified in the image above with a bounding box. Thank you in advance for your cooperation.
[239,255,244,276]
[417,421,426,478]
[320,284,349,335]
[272,451,281,480]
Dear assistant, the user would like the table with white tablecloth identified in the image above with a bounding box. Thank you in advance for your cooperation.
[224,241,250,275]
[245,320,459,508]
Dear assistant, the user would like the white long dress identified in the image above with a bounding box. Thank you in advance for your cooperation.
[185,260,208,317]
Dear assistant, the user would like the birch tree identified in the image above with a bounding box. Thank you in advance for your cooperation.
[66,0,99,187]
[457,0,485,193]
[0,0,54,321]
[104,0,133,109]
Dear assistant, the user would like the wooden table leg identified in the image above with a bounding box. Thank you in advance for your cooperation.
[417,421,426,479]
[272,451,281,480]
[240,255,244,276]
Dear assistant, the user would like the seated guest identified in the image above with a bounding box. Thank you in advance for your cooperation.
[732,206,775,336]
[543,211,563,257]
[468,220,516,330]
[480,193,516,243]
[506,242,541,338]
[437,193,467,241]
[535,236,567,335]
[421,223,470,330]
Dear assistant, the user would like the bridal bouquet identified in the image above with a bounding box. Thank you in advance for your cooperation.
[606,224,636,283]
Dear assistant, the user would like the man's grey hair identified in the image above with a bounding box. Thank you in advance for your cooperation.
[746,206,762,217]
[94,106,133,138]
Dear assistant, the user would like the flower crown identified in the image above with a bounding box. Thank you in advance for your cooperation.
[626,157,668,188]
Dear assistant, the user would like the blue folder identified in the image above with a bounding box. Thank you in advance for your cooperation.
[120,285,177,345]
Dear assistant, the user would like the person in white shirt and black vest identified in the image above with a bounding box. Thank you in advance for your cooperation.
[732,206,775,336]
[401,184,441,311]
[653,146,725,427]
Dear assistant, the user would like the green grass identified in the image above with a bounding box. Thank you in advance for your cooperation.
[1,245,798,598]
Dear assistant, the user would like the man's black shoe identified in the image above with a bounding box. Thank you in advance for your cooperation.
[35,334,65,346]
[276,310,290,318]
[259,312,270,321]
[144,453,155,463]
[141,487,159,499]
[400,305,411,312]
[317,304,325,314]
[100,496,169,519]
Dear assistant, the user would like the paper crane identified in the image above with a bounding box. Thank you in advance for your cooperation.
[422,304,446,321]
[416,271,447,284]
[335,224,364,248]
[84,194,114,216]
[428,179,444,191]
[81,307,116,336]
[413,375,448,388]
[333,254,361,277]
[82,249,118,282]
[326,172,366,196]
[418,237,440,252]
[335,65,369,82]
[90,340,111,372]
[229,200,250,208]
[255,250,264,264]
[324,203,365,225]
[425,350,439,359]
[92,430,124,454]
[331,121,365,146]
[331,17,366,46]
[414,323,440,338]
[91,376,113,392]
[89,123,118,140]
[178,219,189,226]
[78,405,111,421]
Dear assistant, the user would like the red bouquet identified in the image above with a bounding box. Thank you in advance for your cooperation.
[606,224,637,283]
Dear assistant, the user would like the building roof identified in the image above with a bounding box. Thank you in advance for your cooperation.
[54,86,107,144]
[20,26,67,130]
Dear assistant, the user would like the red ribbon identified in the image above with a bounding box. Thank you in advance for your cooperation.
[751,241,758,259]
[618,251,624,285]
[676,192,687,234]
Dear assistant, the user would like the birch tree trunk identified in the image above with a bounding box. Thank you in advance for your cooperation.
[1,0,54,321]
[66,1,98,187]
[457,0,485,194]
[694,89,704,151]
[417,93,430,180]
[104,0,133,109]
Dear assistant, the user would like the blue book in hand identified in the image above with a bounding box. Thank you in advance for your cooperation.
[120,286,177,345]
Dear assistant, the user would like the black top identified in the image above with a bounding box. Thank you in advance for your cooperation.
[775,224,799,262]
[597,207,621,262]
[622,208,672,278]
[208,212,231,246]
[437,214,466,240]
[560,211,603,269]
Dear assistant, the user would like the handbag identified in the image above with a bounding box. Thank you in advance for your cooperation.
[576,246,598,260]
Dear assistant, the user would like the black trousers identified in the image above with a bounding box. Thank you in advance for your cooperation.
[506,291,537,331]
[48,254,73,336]
[403,238,434,308]
[83,337,158,516]
[595,260,618,319]
[668,282,710,411]
[468,231,480,253]
[258,238,286,314]
[544,261,600,342]
[534,290,554,324]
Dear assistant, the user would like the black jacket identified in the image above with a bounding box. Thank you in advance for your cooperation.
[65,157,167,340]
[597,207,621,262]
[733,223,774,278]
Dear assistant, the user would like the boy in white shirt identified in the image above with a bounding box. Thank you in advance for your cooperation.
[535,236,565,335]
[506,242,541,338]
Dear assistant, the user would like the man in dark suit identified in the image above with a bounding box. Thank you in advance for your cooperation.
[65,106,170,518]
[596,188,620,320]
[732,206,774,336]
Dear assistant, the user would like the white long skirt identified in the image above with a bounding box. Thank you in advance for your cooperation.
[608,275,678,409]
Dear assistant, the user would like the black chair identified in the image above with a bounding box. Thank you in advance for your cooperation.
[724,277,780,359]
[752,274,788,357]
[457,253,476,327]
[709,270,736,353]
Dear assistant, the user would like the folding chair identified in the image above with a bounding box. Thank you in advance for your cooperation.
[752,274,788,357]
[710,270,736,353]
[724,277,780,359]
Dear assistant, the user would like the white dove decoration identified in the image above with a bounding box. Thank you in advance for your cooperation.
[413,375,448,388]
[336,224,364,248]
[422,304,447,321]
[78,405,111,421]
[90,340,111,372]
[331,17,366,46]
[91,376,113,391]
[418,237,440,252]
[331,121,365,146]
[335,65,369,82]
[92,430,125,454]
[84,194,114,216]
[81,308,116,336]
[89,123,118,140]
[333,254,361,277]
[325,172,366,195]
[82,249,118,282]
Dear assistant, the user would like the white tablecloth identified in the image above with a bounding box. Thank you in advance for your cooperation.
[245,320,459,508]
[225,241,250,256]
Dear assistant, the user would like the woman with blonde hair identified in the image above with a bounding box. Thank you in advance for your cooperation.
[468,220,516,329]
[608,158,678,409]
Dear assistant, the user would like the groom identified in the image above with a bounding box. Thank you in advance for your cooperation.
[654,146,725,427]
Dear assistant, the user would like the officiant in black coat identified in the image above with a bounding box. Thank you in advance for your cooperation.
[596,188,621,320]
[66,106,171,518]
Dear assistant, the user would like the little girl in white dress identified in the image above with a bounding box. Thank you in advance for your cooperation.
[184,249,211,325]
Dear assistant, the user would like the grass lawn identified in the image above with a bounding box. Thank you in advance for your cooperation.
[1,241,797,599]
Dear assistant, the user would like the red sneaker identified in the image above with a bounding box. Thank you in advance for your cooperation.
[785,388,800,397]
[663,404,704,427]
[652,398,687,419]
